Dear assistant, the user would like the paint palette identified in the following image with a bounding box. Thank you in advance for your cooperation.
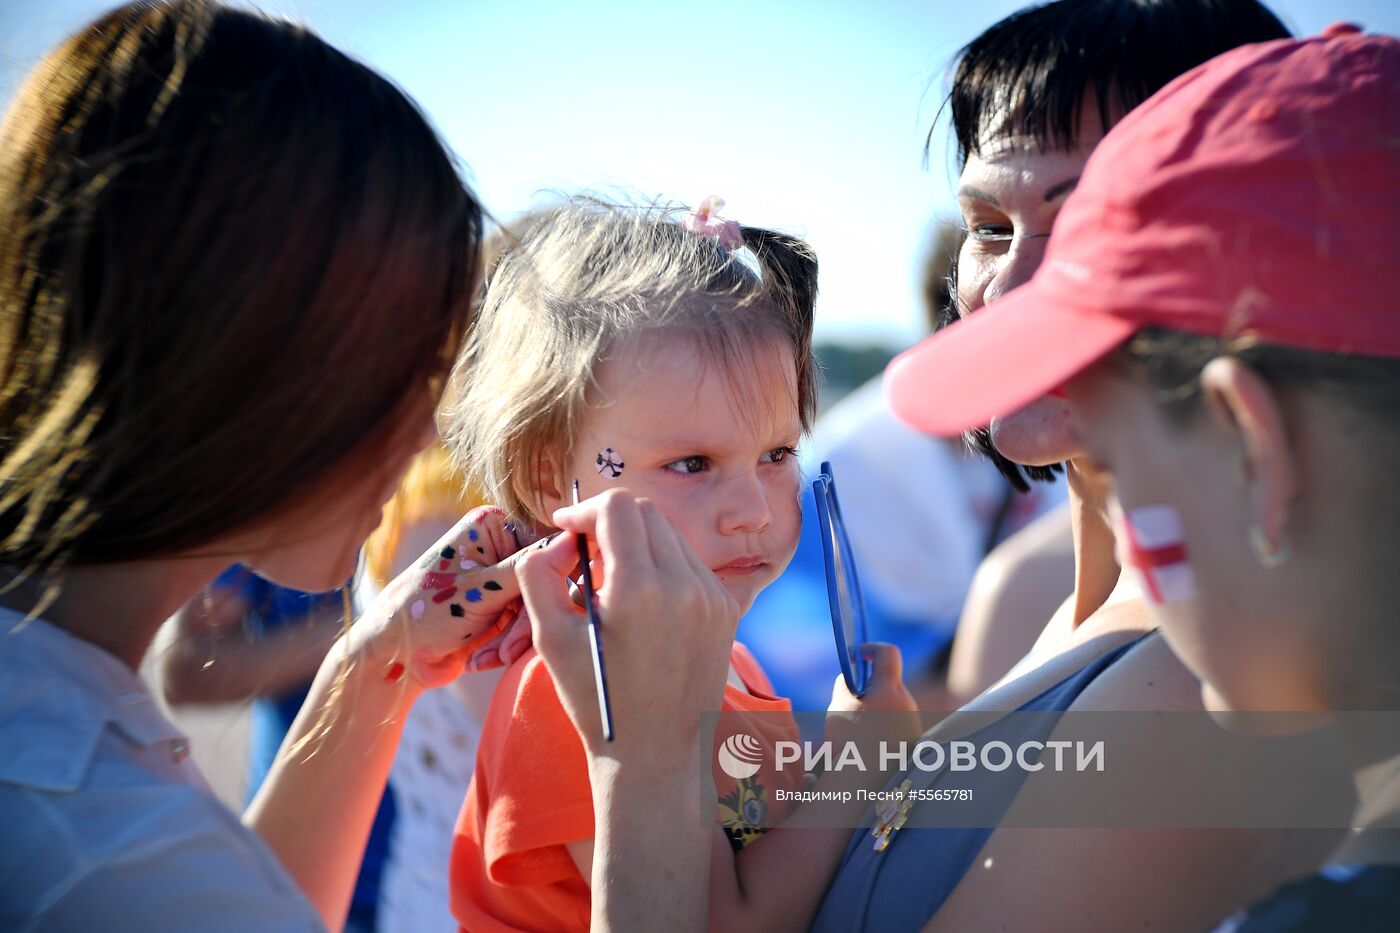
[812,460,871,697]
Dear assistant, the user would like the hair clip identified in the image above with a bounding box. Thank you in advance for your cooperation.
[682,196,744,250]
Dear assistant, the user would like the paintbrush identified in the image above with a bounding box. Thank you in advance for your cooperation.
[573,479,614,742]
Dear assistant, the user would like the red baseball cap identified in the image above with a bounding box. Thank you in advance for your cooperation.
[887,25,1400,437]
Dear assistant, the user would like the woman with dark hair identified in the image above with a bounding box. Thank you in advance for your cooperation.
[942,0,1296,698]
[886,25,1400,929]
[0,2,592,928]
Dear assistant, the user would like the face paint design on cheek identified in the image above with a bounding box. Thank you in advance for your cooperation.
[596,448,625,479]
[1112,503,1198,605]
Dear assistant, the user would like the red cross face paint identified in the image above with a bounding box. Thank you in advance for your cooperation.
[1111,502,1197,605]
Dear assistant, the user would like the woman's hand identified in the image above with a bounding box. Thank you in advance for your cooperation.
[351,506,535,691]
[518,487,739,754]
[515,488,736,933]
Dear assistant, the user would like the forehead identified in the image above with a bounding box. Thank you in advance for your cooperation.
[959,144,1093,202]
[589,329,800,447]
[961,97,1110,198]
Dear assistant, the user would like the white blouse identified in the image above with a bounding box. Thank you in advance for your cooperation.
[0,608,325,932]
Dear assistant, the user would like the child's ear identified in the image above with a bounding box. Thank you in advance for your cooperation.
[513,448,566,527]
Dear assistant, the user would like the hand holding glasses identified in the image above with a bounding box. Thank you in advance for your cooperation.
[812,460,872,697]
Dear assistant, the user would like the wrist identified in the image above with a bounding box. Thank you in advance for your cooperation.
[589,743,713,836]
[588,729,709,790]
[333,623,427,708]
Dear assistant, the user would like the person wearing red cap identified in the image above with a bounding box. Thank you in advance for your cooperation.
[887,24,1400,931]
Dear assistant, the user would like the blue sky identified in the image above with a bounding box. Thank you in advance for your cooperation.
[4,0,1396,345]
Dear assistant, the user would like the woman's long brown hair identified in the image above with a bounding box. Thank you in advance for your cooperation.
[0,1,482,591]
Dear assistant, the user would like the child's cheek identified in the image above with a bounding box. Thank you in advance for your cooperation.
[769,472,803,558]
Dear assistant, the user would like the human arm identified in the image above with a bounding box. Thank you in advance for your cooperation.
[158,583,343,706]
[520,490,738,933]
[563,645,921,933]
[947,505,1075,703]
[243,507,533,930]
[703,645,921,932]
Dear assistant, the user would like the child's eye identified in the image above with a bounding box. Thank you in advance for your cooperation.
[664,455,709,475]
[762,446,799,464]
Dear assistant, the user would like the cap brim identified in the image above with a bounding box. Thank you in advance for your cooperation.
[885,285,1137,437]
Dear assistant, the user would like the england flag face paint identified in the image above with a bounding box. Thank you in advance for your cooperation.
[1111,502,1197,605]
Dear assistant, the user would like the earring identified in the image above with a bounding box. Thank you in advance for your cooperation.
[1248,523,1290,569]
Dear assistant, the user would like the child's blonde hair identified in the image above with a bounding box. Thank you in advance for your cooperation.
[441,196,819,524]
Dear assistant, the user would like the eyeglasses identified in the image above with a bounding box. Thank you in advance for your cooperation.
[811,460,871,697]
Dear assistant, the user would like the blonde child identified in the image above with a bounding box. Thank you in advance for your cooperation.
[441,196,918,932]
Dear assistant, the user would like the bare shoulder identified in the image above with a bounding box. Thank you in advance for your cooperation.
[1070,628,1202,713]
[948,507,1074,701]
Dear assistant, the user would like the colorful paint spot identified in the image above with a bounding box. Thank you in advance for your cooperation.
[422,571,455,590]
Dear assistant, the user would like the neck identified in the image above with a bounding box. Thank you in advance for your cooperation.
[1,556,228,670]
[1065,459,1121,628]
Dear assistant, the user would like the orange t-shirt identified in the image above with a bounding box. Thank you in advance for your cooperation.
[450,641,802,933]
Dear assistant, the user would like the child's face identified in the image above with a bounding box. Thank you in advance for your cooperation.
[551,330,804,614]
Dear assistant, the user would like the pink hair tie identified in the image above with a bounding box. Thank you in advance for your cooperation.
[682,196,744,250]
